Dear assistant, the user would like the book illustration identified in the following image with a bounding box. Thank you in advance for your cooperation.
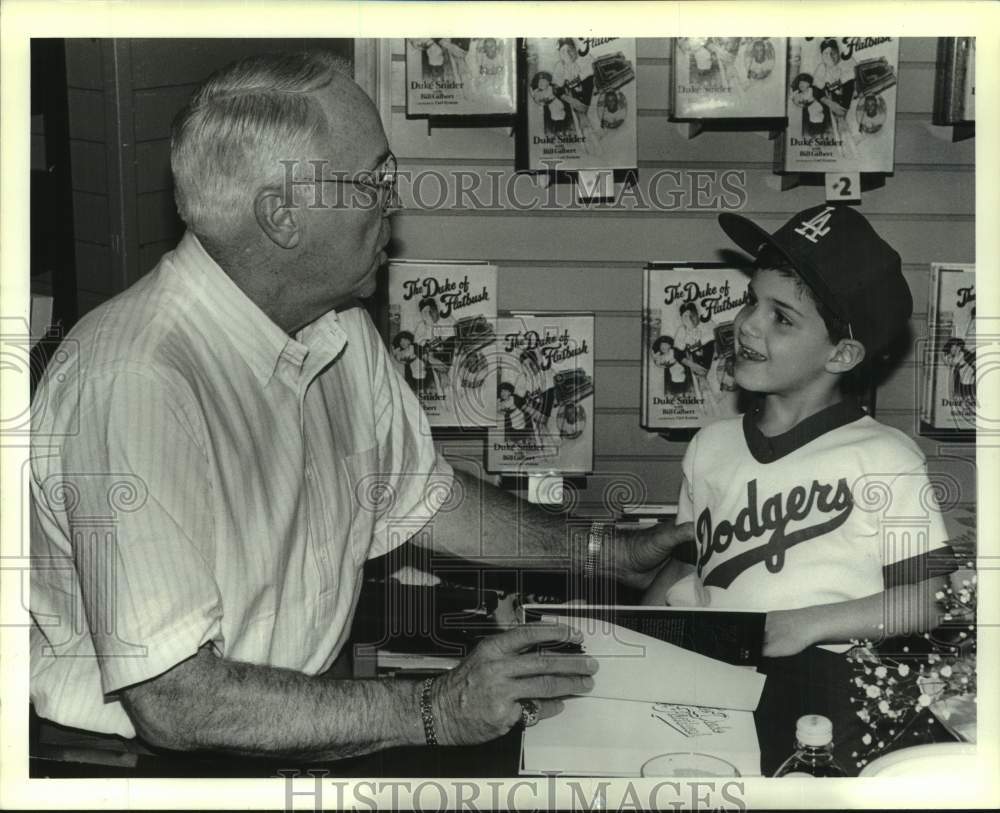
[672,37,786,119]
[923,264,976,431]
[652,704,735,738]
[405,38,516,117]
[641,265,750,430]
[387,261,498,427]
[782,37,899,173]
[520,696,760,777]
[517,38,637,171]
[487,315,595,474]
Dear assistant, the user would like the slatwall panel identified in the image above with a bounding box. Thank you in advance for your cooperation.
[382,38,976,530]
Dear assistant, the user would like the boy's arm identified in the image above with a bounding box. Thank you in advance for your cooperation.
[762,576,948,657]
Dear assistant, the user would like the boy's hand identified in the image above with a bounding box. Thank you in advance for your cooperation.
[762,607,819,657]
[620,522,695,590]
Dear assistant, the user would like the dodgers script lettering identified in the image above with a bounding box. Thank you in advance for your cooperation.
[696,478,854,588]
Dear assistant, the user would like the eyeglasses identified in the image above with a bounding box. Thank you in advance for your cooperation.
[317,151,398,212]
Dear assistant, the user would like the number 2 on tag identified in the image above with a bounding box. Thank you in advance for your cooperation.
[826,172,861,202]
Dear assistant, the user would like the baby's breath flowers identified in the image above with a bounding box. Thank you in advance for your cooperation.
[846,572,976,769]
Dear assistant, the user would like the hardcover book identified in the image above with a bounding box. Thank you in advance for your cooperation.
[933,37,975,125]
[387,260,498,428]
[405,38,516,118]
[641,263,751,430]
[781,37,899,173]
[671,37,786,119]
[516,37,637,172]
[921,263,976,432]
[486,314,595,474]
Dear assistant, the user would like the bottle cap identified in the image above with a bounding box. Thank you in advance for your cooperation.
[795,714,833,747]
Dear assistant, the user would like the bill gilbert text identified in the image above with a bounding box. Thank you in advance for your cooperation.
[281,773,749,811]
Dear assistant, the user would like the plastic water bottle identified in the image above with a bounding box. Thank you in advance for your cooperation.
[773,714,848,777]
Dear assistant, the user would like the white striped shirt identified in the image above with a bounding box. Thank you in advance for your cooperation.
[30,232,451,737]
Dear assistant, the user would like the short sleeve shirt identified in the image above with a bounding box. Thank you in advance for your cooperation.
[30,233,452,737]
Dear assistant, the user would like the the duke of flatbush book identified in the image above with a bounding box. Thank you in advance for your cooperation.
[405,38,516,117]
[387,260,498,428]
[516,37,637,172]
[487,314,595,475]
[641,264,751,430]
[781,37,899,173]
[922,263,976,432]
[671,37,786,119]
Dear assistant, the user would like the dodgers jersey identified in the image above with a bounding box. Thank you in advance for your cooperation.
[675,400,953,612]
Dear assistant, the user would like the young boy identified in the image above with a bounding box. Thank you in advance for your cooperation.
[644,205,957,656]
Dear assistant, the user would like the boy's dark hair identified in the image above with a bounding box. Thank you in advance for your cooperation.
[498,381,516,397]
[755,249,851,346]
[391,330,415,349]
[417,297,438,316]
[791,72,813,91]
[651,335,675,353]
[530,71,553,90]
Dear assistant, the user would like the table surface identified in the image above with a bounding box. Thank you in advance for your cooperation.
[31,641,958,779]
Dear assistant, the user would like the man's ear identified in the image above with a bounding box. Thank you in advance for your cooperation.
[253,186,300,249]
[826,338,866,374]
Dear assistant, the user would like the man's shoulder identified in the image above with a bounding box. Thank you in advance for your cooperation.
[46,251,213,396]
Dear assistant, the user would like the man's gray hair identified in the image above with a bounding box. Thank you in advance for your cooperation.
[171,51,351,241]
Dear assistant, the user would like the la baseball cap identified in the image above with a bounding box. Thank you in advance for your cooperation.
[718,204,912,356]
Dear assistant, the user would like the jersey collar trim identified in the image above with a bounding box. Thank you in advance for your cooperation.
[743,397,866,464]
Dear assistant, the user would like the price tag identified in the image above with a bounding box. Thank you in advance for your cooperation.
[576,170,614,202]
[825,172,861,202]
[527,474,563,505]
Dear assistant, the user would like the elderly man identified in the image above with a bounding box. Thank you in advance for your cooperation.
[30,52,690,760]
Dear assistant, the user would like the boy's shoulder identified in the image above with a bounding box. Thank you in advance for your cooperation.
[823,414,926,467]
[685,414,746,458]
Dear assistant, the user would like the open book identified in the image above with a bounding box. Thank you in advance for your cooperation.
[521,696,760,777]
[519,607,766,776]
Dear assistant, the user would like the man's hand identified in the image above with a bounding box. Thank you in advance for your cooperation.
[430,622,598,746]
[618,522,695,591]
[762,607,818,657]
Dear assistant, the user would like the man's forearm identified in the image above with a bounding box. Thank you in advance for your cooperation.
[122,646,424,760]
[423,468,685,589]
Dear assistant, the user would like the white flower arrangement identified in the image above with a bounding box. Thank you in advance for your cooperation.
[846,559,976,770]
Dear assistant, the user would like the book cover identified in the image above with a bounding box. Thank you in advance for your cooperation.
[516,38,637,172]
[932,37,975,125]
[782,37,899,173]
[405,38,516,117]
[641,264,751,430]
[387,260,498,428]
[923,263,976,431]
[521,696,761,777]
[671,37,786,119]
[522,604,766,667]
[487,314,595,474]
